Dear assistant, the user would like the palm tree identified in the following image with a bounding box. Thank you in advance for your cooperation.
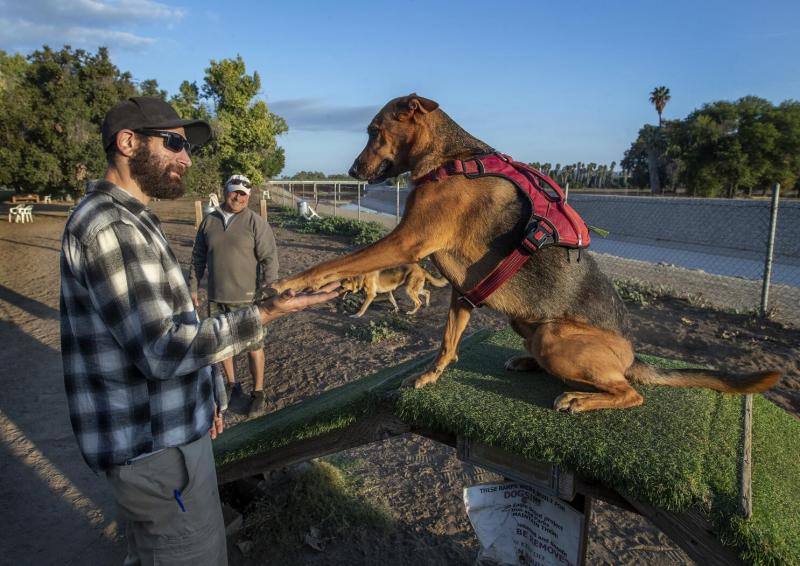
[649,86,671,127]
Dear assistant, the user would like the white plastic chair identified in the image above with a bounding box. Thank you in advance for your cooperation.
[208,193,220,208]
[8,205,22,223]
[8,205,31,223]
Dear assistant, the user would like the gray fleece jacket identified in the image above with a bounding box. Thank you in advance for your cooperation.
[189,207,279,304]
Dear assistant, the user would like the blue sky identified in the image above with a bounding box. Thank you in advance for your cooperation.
[1,0,798,175]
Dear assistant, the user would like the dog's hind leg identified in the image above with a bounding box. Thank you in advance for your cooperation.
[404,279,424,315]
[505,319,542,372]
[421,288,431,307]
[532,321,643,413]
[402,288,472,388]
[387,291,400,312]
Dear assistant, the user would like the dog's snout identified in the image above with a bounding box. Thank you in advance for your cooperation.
[348,160,361,179]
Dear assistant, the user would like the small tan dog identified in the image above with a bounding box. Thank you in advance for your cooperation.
[341,263,448,318]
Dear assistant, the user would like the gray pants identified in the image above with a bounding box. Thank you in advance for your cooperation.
[106,435,227,566]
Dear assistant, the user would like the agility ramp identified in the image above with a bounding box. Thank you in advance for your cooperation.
[213,329,800,565]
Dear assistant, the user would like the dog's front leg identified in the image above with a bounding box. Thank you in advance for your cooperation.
[352,290,377,318]
[273,228,436,293]
[402,288,472,389]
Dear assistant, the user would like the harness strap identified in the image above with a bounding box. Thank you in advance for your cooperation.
[415,152,589,309]
[459,248,531,309]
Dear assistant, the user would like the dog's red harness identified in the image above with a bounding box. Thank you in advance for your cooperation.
[414,153,591,309]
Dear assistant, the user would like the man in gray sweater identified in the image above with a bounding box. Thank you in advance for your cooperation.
[190,174,278,417]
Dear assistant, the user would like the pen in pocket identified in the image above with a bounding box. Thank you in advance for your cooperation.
[174,489,187,512]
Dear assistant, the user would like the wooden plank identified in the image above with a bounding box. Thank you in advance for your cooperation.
[216,411,409,484]
[621,496,745,565]
[260,198,268,221]
[194,200,202,229]
[573,477,638,514]
[739,393,753,518]
[457,438,576,501]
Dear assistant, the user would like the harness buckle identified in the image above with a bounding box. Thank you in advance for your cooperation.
[522,220,556,253]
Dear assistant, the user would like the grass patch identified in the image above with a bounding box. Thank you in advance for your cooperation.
[346,319,400,343]
[269,206,387,246]
[396,328,800,565]
[613,278,672,306]
[346,313,414,343]
[243,460,392,558]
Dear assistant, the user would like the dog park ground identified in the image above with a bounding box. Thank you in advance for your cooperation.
[1,197,798,565]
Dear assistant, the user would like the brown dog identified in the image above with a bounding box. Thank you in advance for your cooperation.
[341,263,448,318]
[272,94,781,412]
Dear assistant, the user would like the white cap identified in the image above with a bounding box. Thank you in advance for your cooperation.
[225,174,252,195]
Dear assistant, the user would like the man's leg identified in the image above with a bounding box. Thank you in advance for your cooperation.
[210,303,240,401]
[106,436,228,566]
[247,347,266,418]
[221,357,235,386]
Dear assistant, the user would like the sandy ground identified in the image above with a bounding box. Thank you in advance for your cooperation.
[0,198,797,565]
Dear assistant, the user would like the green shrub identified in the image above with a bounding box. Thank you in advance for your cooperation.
[346,320,401,343]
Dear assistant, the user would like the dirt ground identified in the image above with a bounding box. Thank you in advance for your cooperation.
[0,197,797,565]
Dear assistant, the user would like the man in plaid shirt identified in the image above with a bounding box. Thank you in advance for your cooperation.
[60,97,339,565]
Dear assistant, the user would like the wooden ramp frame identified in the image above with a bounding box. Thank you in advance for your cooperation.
[213,329,800,565]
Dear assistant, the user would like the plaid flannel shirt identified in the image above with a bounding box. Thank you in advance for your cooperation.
[60,180,264,472]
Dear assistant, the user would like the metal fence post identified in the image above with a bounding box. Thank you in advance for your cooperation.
[760,183,780,317]
[357,182,362,221]
[333,183,337,217]
[396,179,400,226]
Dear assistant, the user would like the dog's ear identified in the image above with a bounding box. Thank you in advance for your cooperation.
[394,93,439,121]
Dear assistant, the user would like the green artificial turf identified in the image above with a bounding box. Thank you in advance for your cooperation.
[213,330,491,468]
[396,329,800,565]
[213,326,798,564]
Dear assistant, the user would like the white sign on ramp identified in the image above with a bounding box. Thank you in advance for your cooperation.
[464,482,586,566]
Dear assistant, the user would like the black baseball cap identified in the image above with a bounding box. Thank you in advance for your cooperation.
[102,96,212,150]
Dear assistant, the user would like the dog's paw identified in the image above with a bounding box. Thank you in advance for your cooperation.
[401,371,439,389]
[405,309,419,315]
[504,355,541,372]
[271,279,289,293]
[349,313,363,318]
[553,392,591,413]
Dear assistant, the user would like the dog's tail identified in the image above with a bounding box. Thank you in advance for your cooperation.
[423,268,449,288]
[625,361,781,394]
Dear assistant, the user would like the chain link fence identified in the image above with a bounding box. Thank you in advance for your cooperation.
[268,182,800,326]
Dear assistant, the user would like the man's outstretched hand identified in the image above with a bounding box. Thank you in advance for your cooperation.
[257,281,340,324]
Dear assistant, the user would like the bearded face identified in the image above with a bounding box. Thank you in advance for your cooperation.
[129,137,188,200]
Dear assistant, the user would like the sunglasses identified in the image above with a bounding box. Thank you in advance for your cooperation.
[136,129,193,154]
[228,178,252,188]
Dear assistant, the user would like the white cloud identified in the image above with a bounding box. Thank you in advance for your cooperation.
[0,0,184,52]
[269,98,379,132]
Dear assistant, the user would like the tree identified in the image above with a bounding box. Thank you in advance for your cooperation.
[0,46,137,195]
[649,86,671,127]
[202,56,288,185]
[139,79,166,100]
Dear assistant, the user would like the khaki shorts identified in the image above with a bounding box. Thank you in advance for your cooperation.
[106,435,227,566]
[207,301,262,353]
